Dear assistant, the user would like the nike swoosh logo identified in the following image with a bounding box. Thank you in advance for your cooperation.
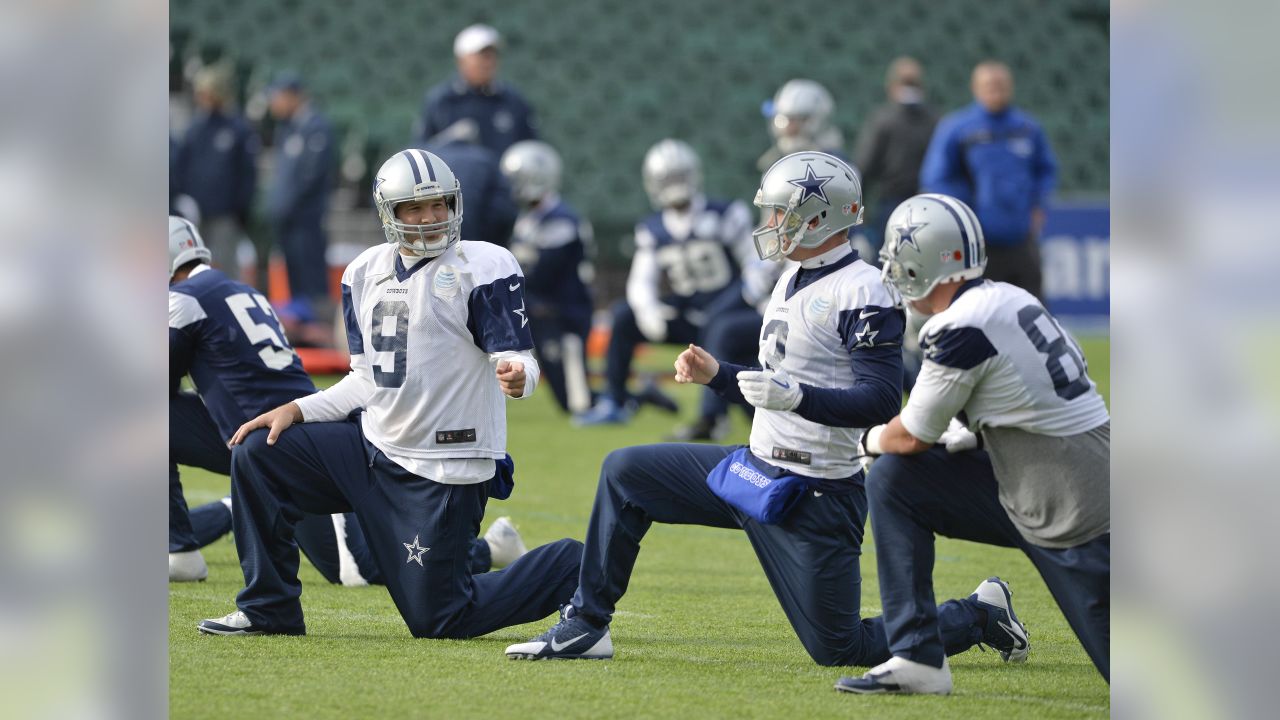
[866,672,900,690]
[509,282,521,291]
[998,619,1026,648]
[859,309,879,319]
[549,633,588,652]
[771,378,791,389]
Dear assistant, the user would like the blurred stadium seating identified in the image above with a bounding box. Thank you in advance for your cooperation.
[171,0,1108,281]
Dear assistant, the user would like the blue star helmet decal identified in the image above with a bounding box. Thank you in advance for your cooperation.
[893,207,927,252]
[786,163,835,205]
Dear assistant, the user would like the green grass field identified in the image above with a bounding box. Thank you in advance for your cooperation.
[170,337,1110,719]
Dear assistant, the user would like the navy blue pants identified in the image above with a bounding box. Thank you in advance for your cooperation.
[275,219,330,303]
[170,393,234,552]
[172,394,487,583]
[696,307,761,423]
[230,418,582,637]
[188,498,393,585]
[868,447,1110,680]
[530,309,593,414]
[570,443,982,667]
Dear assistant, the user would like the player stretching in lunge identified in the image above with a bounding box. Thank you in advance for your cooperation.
[836,194,1109,694]
[506,153,1025,669]
[199,150,581,638]
[168,216,525,586]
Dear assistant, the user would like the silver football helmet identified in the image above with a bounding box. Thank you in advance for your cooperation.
[642,139,702,209]
[500,140,562,204]
[752,151,864,261]
[373,149,464,257]
[879,194,987,300]
[169,215,211,278]
[768,79,839,154]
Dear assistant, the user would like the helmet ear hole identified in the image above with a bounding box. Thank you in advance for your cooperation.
[907,269,917,278]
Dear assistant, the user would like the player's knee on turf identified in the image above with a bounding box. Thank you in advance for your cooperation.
[402,602,466,639]
[802,638,860,667]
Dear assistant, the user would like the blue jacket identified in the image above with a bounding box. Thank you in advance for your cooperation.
[266,104,336,224]
[423,139,518,248]
[172,109,259,219]
[920,102,1057,245]
[417,76,537,157]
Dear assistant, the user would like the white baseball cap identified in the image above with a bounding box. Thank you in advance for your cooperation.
[453,24,502,57]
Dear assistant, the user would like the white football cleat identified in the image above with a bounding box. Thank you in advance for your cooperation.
[197,611,262,636]
[169,550,208,582]
[196,610,305,636]
[834,656,953,695]
[506,605,613,660]
[483,516,528,568]
[970,576,1031,662]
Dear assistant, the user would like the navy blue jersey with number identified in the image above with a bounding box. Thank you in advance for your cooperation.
[510,197,594,323]
[169,265,316,440]
[631,197,753,313]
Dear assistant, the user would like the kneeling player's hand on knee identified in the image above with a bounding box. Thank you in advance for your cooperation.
[229,402,303,447]
[674,344,718,385]
[737,368,802,411]
[496,360,526,397]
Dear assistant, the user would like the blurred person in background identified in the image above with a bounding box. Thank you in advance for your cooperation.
[854,57,938,256]
[840,194,1107,694]
[171,64,259,278]
[757,79,847,173]
[169,135,200,223]
[501,140,596,416]
[920,61,1057,299]
[265,72,336,322]
[856,57,939,392]
[417,24,537,158]
[424,132,518,248]
[575,139,755,427]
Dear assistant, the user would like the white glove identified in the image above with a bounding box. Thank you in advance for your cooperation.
[857,425,885,474]
[737,368,803,411]
[939,418,980,453]
[635,304,677,343]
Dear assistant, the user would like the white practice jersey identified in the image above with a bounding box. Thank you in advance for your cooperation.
[750,249,903,479]
[297,241,536,480]
[902,280,1109,443]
